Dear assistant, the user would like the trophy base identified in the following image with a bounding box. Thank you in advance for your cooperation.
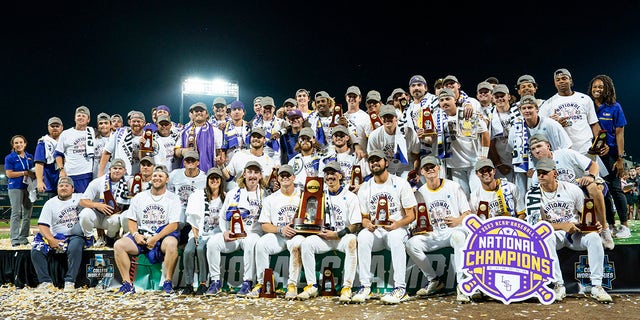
[412,227,433,236]
[578,224,599,233]
[229,232,247,239]
[293,224,323,235]
[372,220,393,227]
[587,149,600,155]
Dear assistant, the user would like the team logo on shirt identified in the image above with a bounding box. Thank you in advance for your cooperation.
[460,216,556,305]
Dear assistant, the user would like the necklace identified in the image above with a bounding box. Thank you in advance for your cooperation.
[540,184,558,200]
[151,193,164,202]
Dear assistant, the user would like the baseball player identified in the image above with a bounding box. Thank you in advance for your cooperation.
[470,158,526,219]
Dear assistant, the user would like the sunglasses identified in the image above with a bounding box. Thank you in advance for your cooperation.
[477,167,494,174]
[537,170,551,176]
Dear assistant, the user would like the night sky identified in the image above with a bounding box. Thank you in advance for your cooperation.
[3,1,640,161]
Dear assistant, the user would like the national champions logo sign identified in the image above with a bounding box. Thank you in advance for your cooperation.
[460,215,556,304]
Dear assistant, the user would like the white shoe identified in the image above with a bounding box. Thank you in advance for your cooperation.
[64,282,75,292]
[416,278,444,297]
[351,286,371,303]
[601,228,615,250]
[616,225,631,239]
[94,236,107,248]
[554,284,566,301]
[456,287,470,303]
[591,285,612,303]
[284,284,298,300]
[297,284,318,300]
[339,287,352,303]
[36,282,55,292]
[246,283,262,299]
[380,287,408,304]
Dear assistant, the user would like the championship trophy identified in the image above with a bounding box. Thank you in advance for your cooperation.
[369,111,383,129]
[372,195,392,227]
[128,173,143,198]
[407,170,421,192]
[413,202,433,235]
[588,130,608,155]
[320,267,337,296]
[422,108,436,135]
[330,104,343,127]
[187,127,196,149]
[350,165,363,189]
[260,268,277,298]
[476,201,489,220]
[267,167,279,193]
[103,187,121,214]
[229,209,247,239]
[293,177,325,234]
[578,198,598,232]
[140,128,154,154]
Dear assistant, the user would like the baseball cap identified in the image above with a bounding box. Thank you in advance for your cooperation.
[111,114,122,121]
[368,149,386,161]
[278,164,294,176]
[346,86,361,96]
[314,91,332,100]
[250,127,266,137]
[420,156,440,168]
[409,75,427,86]
[322,161,342,173]
[516,75,537,87]
[554,68,572,78]
[140,156,155,165]
[433,78,444,88]
[443,75,459,84]
[48,117,63,126]
[229,100,245,110]
[283,98,297,107]
[331,125,349,136]
[287,109,303,119]
[484,76,499,84]
[366,90,381,102]
[213,97,227,106]
[438,88,455,99]
[156,105,171,114]
[244,160,262,172]
[529,134,550,146]
[96,113,110,122]
[299,127,315,138]
[296,88,309,96]
[189,102,207,112]
[57,176,74,188]
[519,95,537,106]
[261,96,275,108]
[206,167,223,178]
[391,88,406,98]
[183,150,200,160]
[474,158,495,171]
[379,104,396,117]
[153,165,170,176]
[536,158,556,172]
[111,158,126,169]
[253,96,263,105]
[493,84,510,95]
[75,106,90,117]
[157,115,171,124]
[477,81,493,92]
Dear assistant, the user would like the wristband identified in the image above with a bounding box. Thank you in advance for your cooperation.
[337,228,351,238]
[587,173,596,179]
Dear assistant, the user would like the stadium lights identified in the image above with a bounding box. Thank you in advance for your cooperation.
[179,77,239,124]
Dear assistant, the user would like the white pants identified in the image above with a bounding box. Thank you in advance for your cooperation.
[301,234,357,287]
[405,228,467,283]
[546,230,604,286]
[206,232,260,282]
[79,208,121,238]
[254,233,305,285]
[357,227,409,288]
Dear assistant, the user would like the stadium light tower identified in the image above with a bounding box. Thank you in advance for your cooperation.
[180,77,239,124]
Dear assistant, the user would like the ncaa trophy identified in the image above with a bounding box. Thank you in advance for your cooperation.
[293,177,325,234]
[578,198,598,232]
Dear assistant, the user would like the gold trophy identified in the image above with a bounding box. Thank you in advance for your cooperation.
[320,267,337,296]
[330,104,343,127]
[477,201,489,220]
[260,268,277,298]
[369,111,382,129]
[422,108,436,135]
[372,195,392,227]
[578,198,598,232]
[413,203,433,235]
[588,130,608,155]
[229,209,247,239]
[128,173,143,198]
[293,177,325,234]
[140,128,154,154]
[350,165,362,189]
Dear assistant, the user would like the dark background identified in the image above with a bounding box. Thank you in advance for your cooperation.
[3,1,639,162]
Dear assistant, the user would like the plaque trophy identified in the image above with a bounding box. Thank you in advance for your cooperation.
[267,167,279,193]
[413,202,433,235]
[578,198,598,232]
[372,195,392,227]
[588,130,608,155]
[128,173,143,198]
[476,201,489,220]
[422,108,436,135]
[141,129,154,154]
[320,267,337,296]
[350,165,363,188]
[369,111,383,129]
[293,177,325,234]
[330,104,343,127]
[103,188,121,215]
[260,268,277,298]
[229,209,247,239]
[187,127,196,149]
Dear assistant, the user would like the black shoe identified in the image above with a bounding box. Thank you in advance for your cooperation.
[181,286,194,295]
[195,283,207,295]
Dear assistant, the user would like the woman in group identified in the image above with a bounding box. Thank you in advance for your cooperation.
[4,135,35,247]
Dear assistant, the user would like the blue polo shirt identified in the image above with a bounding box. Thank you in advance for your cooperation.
[597,102,627,157]
[4,151,34,189]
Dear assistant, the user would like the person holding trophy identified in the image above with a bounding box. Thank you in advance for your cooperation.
[298,161,362,302]
[205,161,265,296]
[353,150,417,304]
[405,156,473,303]
[470,158,526,220]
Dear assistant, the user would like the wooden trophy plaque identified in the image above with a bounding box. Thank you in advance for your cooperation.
[128,173,143,198]
[140,129,154,154]
[330,104,343,127]
[413,202,433,235]
[588,130,608,155]
[477,201,489,220]
[187,127,196,149]
[260,268,277,298]
[103,189,121,215]
[578,198,598,232]
[293,177,325,234]
[350,165,362,189]
[369,111,383,129]
[267,167,279,193]
[372,195,392,227]
[320,267,337,296]
[229,209,247,239]
[422,108,436,135]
